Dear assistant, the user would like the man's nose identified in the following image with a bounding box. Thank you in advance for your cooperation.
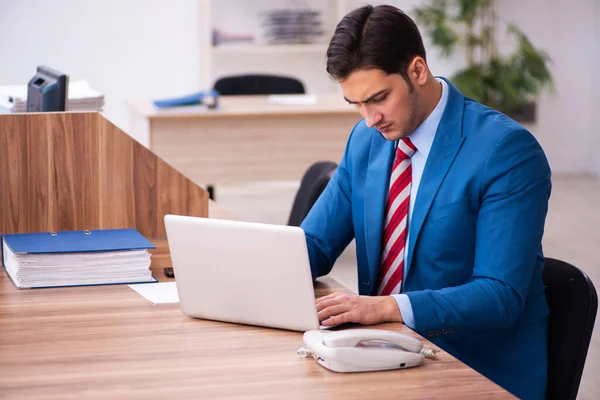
[363,106,383,128]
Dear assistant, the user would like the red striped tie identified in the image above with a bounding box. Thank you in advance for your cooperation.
[377,137,416,296]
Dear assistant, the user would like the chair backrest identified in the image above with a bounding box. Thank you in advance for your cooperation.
[213,74,305,96]
[288,161,337,227]
[543,257,598,400]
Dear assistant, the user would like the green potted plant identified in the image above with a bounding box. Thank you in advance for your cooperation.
[414,0,553,122]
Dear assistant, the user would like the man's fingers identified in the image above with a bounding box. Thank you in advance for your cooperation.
[317,295,392,326]
[322,311,354,326]
[317,303,350,322]
[315,297,345,312]
[315,292,345,304]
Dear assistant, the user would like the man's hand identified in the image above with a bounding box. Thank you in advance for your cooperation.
[316,292,404,326]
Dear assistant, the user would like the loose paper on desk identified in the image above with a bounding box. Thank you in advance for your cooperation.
[129,282,179,304]
[268,94,317,105]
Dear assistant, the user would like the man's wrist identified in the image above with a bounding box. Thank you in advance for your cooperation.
[382,296,404,323]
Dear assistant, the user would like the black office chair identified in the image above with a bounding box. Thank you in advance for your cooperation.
[213,74,305,96]
[288,161,337,227]
[543,257,598,400]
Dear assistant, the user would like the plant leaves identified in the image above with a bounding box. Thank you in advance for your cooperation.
[414,0,553,114]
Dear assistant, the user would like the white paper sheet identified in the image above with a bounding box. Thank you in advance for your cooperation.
[129,282,179,304]
[268,94,318,105]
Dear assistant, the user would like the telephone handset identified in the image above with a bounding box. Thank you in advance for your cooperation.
[299,329,434,372]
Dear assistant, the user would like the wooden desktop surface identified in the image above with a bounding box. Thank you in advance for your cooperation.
[0,203,512,399]
[128,94,362,184]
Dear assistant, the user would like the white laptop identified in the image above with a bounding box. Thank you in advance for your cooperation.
[164,214,321,332]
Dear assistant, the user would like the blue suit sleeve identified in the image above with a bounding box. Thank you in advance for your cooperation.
[300,126,357,280]
[406,128,551,333]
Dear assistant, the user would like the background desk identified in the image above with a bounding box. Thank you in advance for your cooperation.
[0,204,512,400]
[128,94,361,185]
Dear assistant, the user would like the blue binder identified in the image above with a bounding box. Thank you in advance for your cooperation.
[153,89,219,108]
[1,229,157,289]
[2,228,155,254]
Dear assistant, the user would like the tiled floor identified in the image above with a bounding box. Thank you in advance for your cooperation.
[215,174,600,399]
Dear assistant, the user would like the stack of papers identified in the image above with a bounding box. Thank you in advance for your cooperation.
[260,8,324,44]
[268,94,318,105]
[0,80,105,113]
[2,229,157,289]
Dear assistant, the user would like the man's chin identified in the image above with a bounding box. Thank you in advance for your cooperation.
[379,130,406,141]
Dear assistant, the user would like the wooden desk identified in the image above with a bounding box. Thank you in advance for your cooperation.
[0,206,512,399]
[128,94,361,185]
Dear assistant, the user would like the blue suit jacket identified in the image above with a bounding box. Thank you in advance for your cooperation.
[301,79,551,399]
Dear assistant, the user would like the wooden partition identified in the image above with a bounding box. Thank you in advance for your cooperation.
[0,112,208,238]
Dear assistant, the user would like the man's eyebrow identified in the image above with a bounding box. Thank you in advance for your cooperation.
[344,89,388,104]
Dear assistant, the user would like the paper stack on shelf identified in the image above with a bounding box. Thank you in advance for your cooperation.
[0,80,104,113]
[1,229,157,289]
[260,8,324,44]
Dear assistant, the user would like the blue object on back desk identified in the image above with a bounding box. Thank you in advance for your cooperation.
[153,89,219,109]
[2,228,156,254]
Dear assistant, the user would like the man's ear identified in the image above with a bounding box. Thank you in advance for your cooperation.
[408,56,429,87]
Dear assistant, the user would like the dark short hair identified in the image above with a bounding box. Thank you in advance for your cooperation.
[326,5,426,84]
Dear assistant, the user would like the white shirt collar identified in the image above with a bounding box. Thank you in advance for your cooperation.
[406,78,449,159]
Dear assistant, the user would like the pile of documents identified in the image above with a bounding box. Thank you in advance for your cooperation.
[0,80,105,113]
[2,229,157,289]
[260,8,324,44]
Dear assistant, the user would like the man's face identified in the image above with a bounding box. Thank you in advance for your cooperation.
[340,68,420,141]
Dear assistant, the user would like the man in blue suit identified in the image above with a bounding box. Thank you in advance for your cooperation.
[301,5,551,399]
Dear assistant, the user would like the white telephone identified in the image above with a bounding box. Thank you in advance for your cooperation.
[299,329,435,373]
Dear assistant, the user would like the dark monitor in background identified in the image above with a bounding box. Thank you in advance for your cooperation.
[26,66,69,112]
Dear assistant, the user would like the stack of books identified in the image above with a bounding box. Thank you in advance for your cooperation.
[1,229,157,289]
[0,80,105,113]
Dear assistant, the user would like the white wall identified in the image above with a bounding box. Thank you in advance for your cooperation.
[0,0,200,144]
[592,0,600,177]
[497,0,597,175]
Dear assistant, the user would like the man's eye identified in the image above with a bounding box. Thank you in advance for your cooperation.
[372,96,386,103]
